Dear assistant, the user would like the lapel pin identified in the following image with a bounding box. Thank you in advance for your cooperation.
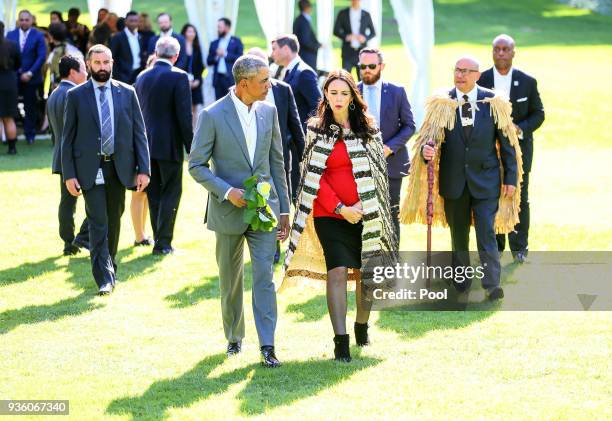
[514,81,519,86]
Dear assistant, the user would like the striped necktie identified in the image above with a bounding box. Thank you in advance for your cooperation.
[99,86,114,155]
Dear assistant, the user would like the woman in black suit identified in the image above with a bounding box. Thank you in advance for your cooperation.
[0,21,21,155]
[181,24,204,127]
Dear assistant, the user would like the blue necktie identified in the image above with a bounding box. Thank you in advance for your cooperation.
[99,86,114,155]
[367,86,379,126]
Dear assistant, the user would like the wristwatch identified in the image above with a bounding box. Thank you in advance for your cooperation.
[334,202,344,215]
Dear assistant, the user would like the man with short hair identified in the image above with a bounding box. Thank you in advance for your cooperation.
[189,54,290,367]
[293,0,321,72]
[147,13,187,70]
[333,0,376,80]
[478,34,545,264]
[7,10,47,144]
[358,48,415,244]
[48,55,90,256]
[135,37,193,255]
[206,18,244,100]
[62,44,150,295]
[110,11,148,84]
[66,7,90,55]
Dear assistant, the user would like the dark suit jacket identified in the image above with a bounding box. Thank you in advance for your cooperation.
[0,39,20,87]
[478,67,545,173]
[358,81,415,178]
[206,36,244,87]
[271,80,305,176]
[147,32,188,70]
[48,80,77,174]
[135,61,193,162]
[293,14,320,71]
[439,86,517,200]
[61,79,150,189]
[110,30,148,84]
[187,46,204,83]
[283,59,321,129]
[7,28,46,85]
[333,8,375,59]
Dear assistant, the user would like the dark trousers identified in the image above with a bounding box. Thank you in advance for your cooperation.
[18,82,40,140]
[82,160,126,287]
[497,172,530,254]
[388,177,402,246]
[443,184,500,290]
[147,159,183,250]
[289,142,301,203]
[214,73,233,100]
[59,177,89,252]
[341,50,361,81]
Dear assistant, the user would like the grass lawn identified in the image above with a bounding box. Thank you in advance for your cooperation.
[1,0,611,420]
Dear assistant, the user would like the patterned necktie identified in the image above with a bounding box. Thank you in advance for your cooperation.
[367,86,379,126]
[99,86,114,155]
[461,94,473,139]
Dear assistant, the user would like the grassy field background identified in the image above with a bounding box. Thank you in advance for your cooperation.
[1,0,611,420]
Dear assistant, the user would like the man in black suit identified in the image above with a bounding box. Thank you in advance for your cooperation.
[293,0,321,72]
[147,13,187,70]
[478,34,545,263]
[135,37,193,255]
[48,55,90,256]
[62,44,150,295]
[333,0,375,80]
[110,11,148,84]
[422,56,518,300]
[206,18,244,100]
[270,34,321,204]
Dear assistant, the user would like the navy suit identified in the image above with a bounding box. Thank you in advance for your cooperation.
[48,80,89,252]
[333,8,375,79]
[110,30,148,84]
[135,61,193,251]
[438,86,517,291]
[147,33,188,70]
[7,28,46,141]
[293,14,320,72]
[206,36,244,100]
[270,80,305,201]
[62,79,150,288]
[359,81,415,241]
[478,67,545,255]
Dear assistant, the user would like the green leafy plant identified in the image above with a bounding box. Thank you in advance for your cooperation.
[242,175,278,232]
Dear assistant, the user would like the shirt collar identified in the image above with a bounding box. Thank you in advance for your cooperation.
[364,78,383,90]
[160,28,173,37]
[493,66,513,78]
[230,88,258,115]
[124,27,138,37]
[456,85,478,102]
[93,79,112,90]
[302,12,312,21]
[286,56,301,72]
[20,28,31,36]
[156,58,173,66]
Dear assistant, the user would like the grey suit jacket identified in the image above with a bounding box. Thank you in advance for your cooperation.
[49,80,76,174]
[188,94,290,235]
[61,79,150,189]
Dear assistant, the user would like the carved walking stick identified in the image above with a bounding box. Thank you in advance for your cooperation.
[426,139,435,289]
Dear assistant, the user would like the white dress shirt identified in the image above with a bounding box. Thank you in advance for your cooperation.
[363,79,382,126]
[349,8,362,49]
[263,86,276,106]
[217,34,231,75]
[456,85,477,125]
[493,66,513,98]
[19,28,31,51]
[124,27,141,70]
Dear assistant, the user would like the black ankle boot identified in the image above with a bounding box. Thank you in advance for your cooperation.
[7,139,17,155]
[354,322,370,346]
[333,334,351,362]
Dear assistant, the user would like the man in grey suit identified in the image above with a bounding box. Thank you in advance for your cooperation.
[62,44,150,295]
[189,55,290,368]
[48,55,89,256]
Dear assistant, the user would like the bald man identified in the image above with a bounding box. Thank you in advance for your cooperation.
[478,35,545,264]
[423,56,517,300]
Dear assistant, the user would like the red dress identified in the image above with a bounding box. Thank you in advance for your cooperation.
[313,139,359,219]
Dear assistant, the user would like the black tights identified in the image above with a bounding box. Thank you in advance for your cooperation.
[326,268,371,335]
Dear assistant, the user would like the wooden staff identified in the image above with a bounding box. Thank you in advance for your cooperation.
[426,139,435,289]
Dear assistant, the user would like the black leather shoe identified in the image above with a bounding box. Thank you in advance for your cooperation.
[486,286,504,301]
[152,247,174,255]
[98,283,114,296]
[72,238,90,251]
[354,322,370,346]
[226,341,242,356]
[333,334,351,362]
[260,345,281,368]
[63,244,80,256]
[134,237,153,247]
[514,251,527,264]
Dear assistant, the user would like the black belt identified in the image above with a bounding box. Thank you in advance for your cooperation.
[101,154,114,162]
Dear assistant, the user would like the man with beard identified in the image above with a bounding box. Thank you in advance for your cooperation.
[206,18,244,100]
[478,34,545,263]
[62,44,150,295]
[358,48,415,244]
[146,13,187,70]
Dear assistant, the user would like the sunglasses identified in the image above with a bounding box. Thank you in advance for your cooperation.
[358,63,379,70]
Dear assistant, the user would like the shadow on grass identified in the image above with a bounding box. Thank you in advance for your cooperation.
[0,139,54,172]
[285,293,356,323]
[0,248,162,335]
[165,262,253,308]
[106,353,380,419]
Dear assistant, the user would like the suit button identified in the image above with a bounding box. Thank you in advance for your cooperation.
[465,164,468,168]
[465,147,469,151]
